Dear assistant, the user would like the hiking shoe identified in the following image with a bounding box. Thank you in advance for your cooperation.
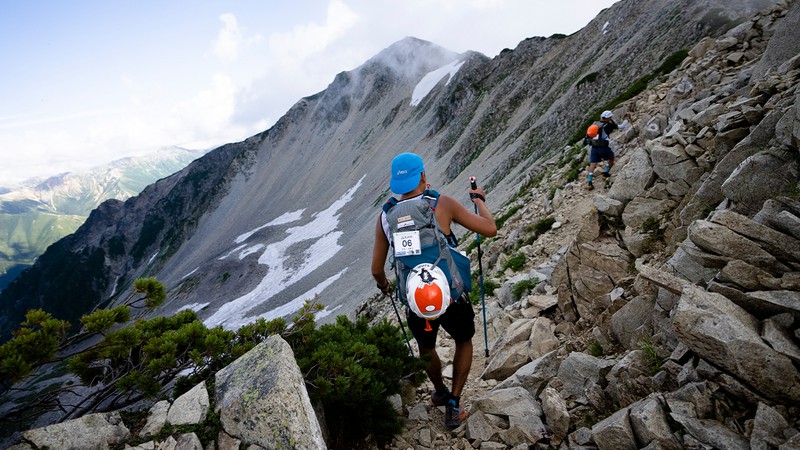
[586,183,594,191]
[601,171,611,178]
[445,401,468,429]
[431,388,450,407]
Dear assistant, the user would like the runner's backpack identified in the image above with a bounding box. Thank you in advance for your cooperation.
[586,121,610,147]
[382,190,472,317]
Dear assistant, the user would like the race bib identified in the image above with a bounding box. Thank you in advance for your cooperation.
[393,230,422,257]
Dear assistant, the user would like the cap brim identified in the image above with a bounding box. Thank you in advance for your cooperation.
[390,173,421,195]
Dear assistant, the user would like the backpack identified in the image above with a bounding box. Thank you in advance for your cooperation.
[586,121,610,148]
[382,190,472,309]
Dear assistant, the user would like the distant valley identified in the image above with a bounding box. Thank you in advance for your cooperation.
[0,147,206,289]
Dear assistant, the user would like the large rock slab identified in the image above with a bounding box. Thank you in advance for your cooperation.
[474,386,543,418]
[215,335,326,450]
[167,381,209,426]
[688,220,789,274]
[722,149,800,216]
[21,412,130,450]
[711,209,800,265]
[673,286,800,402]
[495,350,560,392]
[139,400,170,439]
[608,148,657,203]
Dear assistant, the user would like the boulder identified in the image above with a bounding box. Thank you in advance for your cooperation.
[495,350,560,393]
[465,412,501,442]
[629,397,682,450]
[751,402,790,450]
[21,412,130,450]
[557,352,615,403]
[215,335,326,450]
[139,400,170,439]
[594,195,624,216]
[671,414,748,450]
[539,387,569,443]
[673,286,800,402]
[649,143,703,184]
[762,318,800,363]
[717,260,781,291]
[621,196,676,230]
[608,148,657,203]
[610,295,655,350]
[167,381,209,426]
[591,407,637,450]
[473,386,543,418]
[680,107,784,226]
[711,209,800,265]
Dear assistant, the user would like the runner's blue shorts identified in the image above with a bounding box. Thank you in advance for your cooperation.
[590,146,615,163]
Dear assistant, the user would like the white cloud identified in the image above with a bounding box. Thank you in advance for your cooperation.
[269,0,359,70]
[212,13,243,62]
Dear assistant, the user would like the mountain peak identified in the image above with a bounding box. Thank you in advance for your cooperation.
[362,36,462,82]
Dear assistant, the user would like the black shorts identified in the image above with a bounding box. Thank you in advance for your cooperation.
[589,145,615,163]
[406,296,475,350]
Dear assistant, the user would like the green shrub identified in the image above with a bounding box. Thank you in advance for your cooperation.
[512,278,538,300]
[503,253,526,272]
[468,278,499,304]
[495,204,523,229]
[293,316,426,449]
[587,340,604,357]
[532,217,556,235]
[639,336,664,376]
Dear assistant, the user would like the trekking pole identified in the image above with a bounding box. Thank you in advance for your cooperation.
[470,176,490,358]
[386,280,414,357]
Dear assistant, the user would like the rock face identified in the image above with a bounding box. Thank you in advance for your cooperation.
[215,335,326,450]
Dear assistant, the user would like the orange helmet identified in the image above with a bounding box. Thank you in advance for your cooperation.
[587,124,599,138]
[406,264,451,319]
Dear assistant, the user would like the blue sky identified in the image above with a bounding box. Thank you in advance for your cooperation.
[0,0,618,185]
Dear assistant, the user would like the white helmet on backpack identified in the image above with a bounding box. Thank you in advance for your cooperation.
[406,263,451,320]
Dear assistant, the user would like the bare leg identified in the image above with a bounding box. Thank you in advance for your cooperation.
[450,340,473,398]
[419,347,447,392]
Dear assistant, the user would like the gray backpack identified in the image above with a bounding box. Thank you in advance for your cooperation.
[382,190,472,305]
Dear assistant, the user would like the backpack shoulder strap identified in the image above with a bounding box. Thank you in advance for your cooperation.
[421,189,440,210]
[382,197,399,213]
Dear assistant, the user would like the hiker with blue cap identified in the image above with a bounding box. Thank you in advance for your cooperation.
[371,152,496,429]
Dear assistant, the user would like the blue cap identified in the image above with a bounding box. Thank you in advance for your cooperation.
[390,152,425,194]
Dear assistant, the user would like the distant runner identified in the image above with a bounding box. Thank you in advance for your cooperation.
[584,110,631,190]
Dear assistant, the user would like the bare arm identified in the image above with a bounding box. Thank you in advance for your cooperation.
[439,191,497,238]
[371,214,391,292]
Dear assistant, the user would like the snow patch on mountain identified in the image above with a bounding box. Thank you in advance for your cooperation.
[410,60,465,106]
[234,209,305,244]
[204,176,365,329]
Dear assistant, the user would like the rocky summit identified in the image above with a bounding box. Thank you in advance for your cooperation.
[3,0,800,449]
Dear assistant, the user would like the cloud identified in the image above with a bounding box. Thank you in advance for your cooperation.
[269,0,359,69]
[212,13,243,62]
